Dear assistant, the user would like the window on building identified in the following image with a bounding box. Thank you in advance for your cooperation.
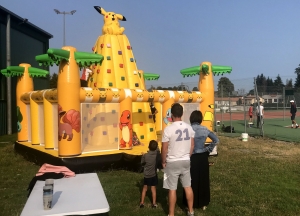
[274,99,277,103]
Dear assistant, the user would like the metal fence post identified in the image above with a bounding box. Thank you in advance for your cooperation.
[6,14,12,135]
[283,87,285,120]
[221,84,223,124]
[244,96,246,133]
[229,93,232,133]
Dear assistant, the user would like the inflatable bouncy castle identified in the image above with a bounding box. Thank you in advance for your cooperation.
[1,6,231,171]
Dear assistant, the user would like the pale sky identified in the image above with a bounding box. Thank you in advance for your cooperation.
[2,0,300,91]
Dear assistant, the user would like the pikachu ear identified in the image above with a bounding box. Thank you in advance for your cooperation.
[116,14,126,21]
[94,6,106,15]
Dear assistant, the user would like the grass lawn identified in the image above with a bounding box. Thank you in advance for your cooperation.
[0,134,300,215]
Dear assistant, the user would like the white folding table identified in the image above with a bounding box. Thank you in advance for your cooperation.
[21,173,110,216]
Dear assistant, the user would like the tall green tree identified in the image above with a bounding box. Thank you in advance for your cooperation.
[49,73,58,88]
[273,74,284,93]
[217,77,234,97]
[286,79,293,89]
[248,89,254,95]
[266,77,274,93]
[256,74,267,94]
[294,64,300,90]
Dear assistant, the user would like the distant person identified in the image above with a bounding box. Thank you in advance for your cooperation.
[161,103,195,216]
[248,104,253,123]
[256,102,264,128]
[183,110,219,210]
[150,102,158,123]
[290,100,299,129]
[140,140,161,208]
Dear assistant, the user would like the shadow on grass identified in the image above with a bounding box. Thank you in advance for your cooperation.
[135,173,171,215]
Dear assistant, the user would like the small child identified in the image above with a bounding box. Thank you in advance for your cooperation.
[132,131,141,146]
[140,140,161,208]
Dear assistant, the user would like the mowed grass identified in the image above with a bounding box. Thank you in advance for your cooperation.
[0,134,300,215]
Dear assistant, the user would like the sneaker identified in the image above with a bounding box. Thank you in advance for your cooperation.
[296,125,299,129]
[139,203,144,208]
[203,206,207,210]
[152,204,158,208]
[187,211,194,216]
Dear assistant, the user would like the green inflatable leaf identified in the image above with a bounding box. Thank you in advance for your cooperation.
[47,48,70,60]
[143,73,160,80]
[211,65,232,76]
[181,65,232,77]
[0,69,10,77]
[36,54,57,66]
[180,66,200,77]
[28,67,49,77]
[74,52,104,68]
[201,64,209,75]
[36,49,70,66]
[0,66,25,77]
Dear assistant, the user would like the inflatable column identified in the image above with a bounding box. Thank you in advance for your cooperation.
[57,46,81,157]
[44,89,58,149]
[16,63,33,142]
[30,91,45,145]
[199,62,214,142]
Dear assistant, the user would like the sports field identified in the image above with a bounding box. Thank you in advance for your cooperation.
[215,110,300,142]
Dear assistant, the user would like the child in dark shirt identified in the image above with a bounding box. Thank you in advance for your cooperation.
[140,140,161,208]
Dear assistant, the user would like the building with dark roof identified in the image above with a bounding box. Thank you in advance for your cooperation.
[0,5,53,135]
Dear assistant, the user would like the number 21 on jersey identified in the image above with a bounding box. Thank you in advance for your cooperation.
[175,128,190,141]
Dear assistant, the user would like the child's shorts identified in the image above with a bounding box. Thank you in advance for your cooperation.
[144,174,158,186]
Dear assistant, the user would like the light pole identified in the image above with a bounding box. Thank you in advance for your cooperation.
[54,9,76,46]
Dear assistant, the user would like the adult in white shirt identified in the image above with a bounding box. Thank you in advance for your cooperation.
[161,103,195,216]
[256,102,264,128]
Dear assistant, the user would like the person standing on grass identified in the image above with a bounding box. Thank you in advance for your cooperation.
[248,104,253,123]
[290,100,299,129]
[140,140,161,208]
[182,110,219,211]
[256,101,264,128]
[161,103,195,216]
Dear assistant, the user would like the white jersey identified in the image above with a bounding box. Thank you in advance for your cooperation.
[256,105,264,116]
[162,121,195,162]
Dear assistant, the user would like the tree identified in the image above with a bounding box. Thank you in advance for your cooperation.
[256,74,267,94]
[266,77,274,93]
[286,79,293,89]
[192,87,198,91]
[237,98,242,105]
[49,73,58,88]
[248,89,254,95]
[217,77,234,97]
[273,74,284,93]
[294,64,300,90]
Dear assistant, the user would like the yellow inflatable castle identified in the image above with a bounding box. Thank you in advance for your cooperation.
[1,6,231,172]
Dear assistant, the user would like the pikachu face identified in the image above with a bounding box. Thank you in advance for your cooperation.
[94,6,126,35]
